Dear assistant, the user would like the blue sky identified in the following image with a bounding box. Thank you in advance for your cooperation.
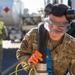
[21,0,68,14]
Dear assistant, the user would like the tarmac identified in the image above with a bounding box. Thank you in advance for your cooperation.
[2,40,28,75]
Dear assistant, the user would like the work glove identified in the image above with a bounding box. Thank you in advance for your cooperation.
[28,50,43,66]
[0,21,4,34]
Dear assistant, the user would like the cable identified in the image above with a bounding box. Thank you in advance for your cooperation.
[9,62,28,75]
[9,69,23,75]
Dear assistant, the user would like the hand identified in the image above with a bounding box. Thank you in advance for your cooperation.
[28,50,43,66]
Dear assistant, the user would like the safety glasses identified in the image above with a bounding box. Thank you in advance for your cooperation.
[44,17,70,26]
[44,18,71,34]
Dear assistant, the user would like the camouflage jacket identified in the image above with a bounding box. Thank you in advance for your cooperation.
[16,25,75,75]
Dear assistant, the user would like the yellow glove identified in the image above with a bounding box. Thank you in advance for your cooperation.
[0,21,4,34]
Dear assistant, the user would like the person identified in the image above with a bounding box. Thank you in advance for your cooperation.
[0,21,8,74]
[16,3,75,75]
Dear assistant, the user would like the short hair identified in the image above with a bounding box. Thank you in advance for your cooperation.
[52,4,70,17]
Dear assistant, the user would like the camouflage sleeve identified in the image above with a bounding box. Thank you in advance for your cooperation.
[69,38,75,74]
[16,31,33,62]
[70,50,75,75]
[70,58,75,74]
[16,27,38,68]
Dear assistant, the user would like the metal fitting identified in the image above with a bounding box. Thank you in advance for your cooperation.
[36,63,47,71]
[35,63,48,75]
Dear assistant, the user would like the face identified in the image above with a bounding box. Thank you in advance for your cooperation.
[48,14,68,41]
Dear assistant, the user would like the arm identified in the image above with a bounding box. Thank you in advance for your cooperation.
[68,40,75,75]
[16,28,38,71]
[69,57,75,75]
[16,34,33,63]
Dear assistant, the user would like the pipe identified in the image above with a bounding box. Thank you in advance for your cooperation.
[35,24,48,75]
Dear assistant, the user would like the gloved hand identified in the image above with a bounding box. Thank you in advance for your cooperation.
[28,50,43,66]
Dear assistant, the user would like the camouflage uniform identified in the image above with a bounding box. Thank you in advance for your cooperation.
[0,21,8,74]
[16,23,75,75]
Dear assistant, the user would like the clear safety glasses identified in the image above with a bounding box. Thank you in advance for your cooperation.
[44,18,71,34]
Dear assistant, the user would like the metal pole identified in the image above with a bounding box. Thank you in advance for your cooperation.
[47,0,50,3]
[68,0,72,7]
[60,0,63,3]
[53,0,58,4]
[44,0,46,6]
